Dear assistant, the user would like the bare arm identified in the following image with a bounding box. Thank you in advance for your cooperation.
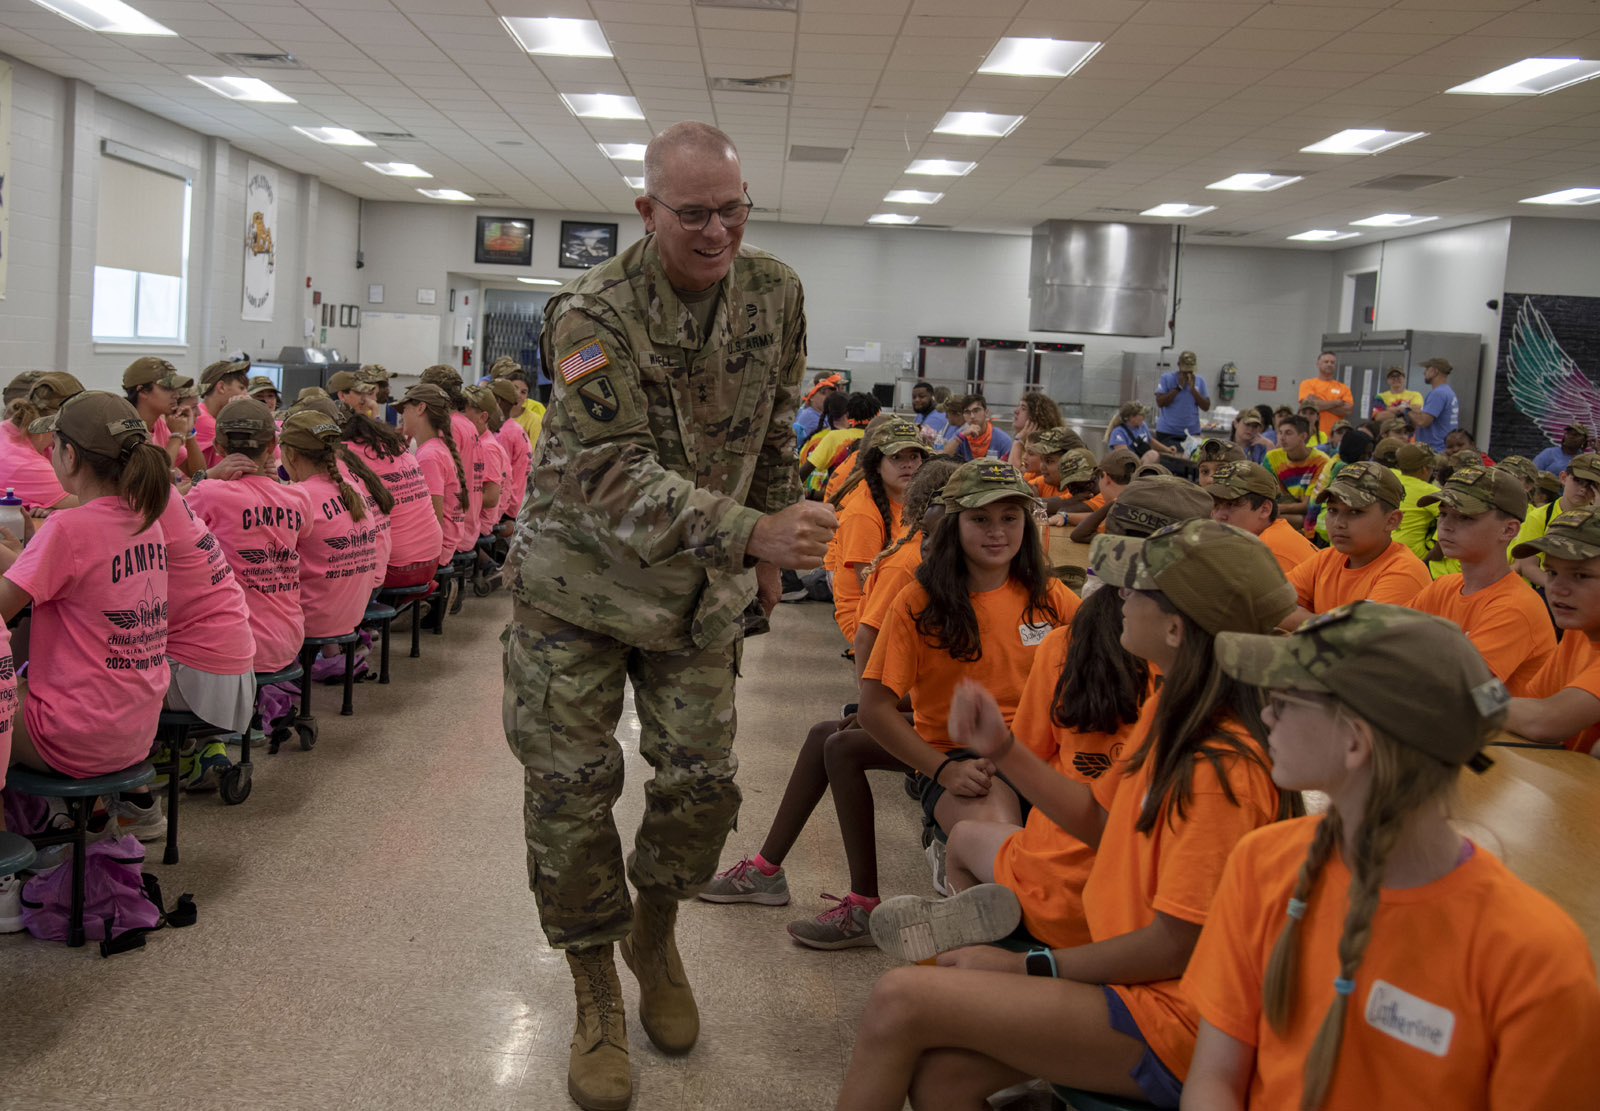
[1155,386,1181,407]
[1504,689,1600,745]
[0,576,33,624]
[1412,409,1436,427]
[482,481,501,511]
[1071,501,1113,543]
[852,624,879,687]
[1181,1020,1255,1111]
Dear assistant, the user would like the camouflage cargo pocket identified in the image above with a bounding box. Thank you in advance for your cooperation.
[501,621,554,767]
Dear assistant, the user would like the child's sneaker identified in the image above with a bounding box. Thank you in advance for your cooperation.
[698,857,789,905]
[787,893,877,950]
[107,794,167,843]
[868,883,1022,963]
[184,741,233,791]
[0,873,24,932]
[926,837,949,897]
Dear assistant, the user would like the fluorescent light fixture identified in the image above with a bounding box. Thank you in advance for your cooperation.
[623,176,646,189]
[1207,172,1302,192]
[364,161,432,178]
[186,76,296,103]
[1350,213,1436,227]
[293,125,375,147]
[1301,128,1426,155]
[884,190,943,204]
[1287,230,1360,242]
[1141,203,1215,218]
[868,213,919,225]
[1447,57,1600,96]
[416,188,475,201]
[977,37,1101,78]
[1520,187,1600,206]
[517,278,564,286]
[500,16,612,58]
[598,143,647,161]
[28,0,174,35]
[906,159,977,176]
[561,93,645,120]
[933,111,1025,138]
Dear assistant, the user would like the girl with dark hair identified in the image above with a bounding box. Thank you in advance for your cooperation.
[397,383,468,568]
[419,365,482,557]
[837,519,1296,1111]
[342,405,444,592]
[802,392,880,492]
[0,373,83,511]
[797,390,851,490]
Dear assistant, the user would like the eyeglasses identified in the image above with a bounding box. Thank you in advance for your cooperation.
[647,191,754,231]
[962,406,987,418]
[1266,691,1334,718]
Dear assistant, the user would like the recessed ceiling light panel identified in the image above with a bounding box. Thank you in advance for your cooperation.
[500,17,612,58]
[187,75,296,103]
[1288,230,1361,242]
[1301,128,1426,155]
[978,38,1101,78]
[884,190,943,204]
[1350,213,1436,227]
[364,161,432,178]
[517,278,564,286]
[417,188,474,201]
[933,112,1025,138]
[1520,187,1600,206]
[906,159,976,176]
[1141,203,1215,218]
[1447,57,1600,96]
[623,176,646,189]
[869,213,919,225]
[598,143,647,161]
[293,126,375,147]
[1207,173,1302,192]
[29,0,174,35]
[560,93,644,120]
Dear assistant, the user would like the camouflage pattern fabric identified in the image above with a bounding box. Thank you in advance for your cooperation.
[1512,504,1600,561]
[503,603,742,949]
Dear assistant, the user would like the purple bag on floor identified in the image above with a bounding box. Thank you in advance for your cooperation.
[259,682,298,733]
[2,785,47,835]
[19,835,161,943]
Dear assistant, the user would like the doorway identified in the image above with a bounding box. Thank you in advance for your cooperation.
[1348,270,1378,333]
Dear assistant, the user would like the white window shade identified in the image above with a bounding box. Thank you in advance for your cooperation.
[96,155,188,278]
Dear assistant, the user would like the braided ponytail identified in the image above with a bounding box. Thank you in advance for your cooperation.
[1262,810,1343,1034]
[863,457,957,579]
[339,445,396,515]
[321,455,367,523]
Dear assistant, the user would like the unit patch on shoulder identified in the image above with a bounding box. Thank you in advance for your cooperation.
[577,375,620,422]
[559,341,610,384]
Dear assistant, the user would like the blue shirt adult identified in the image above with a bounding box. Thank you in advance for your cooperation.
[1415,382,1459,451]
[952,424,1013,462]
[1108,423,1153,455]
[1533,445,1575,475]
[913,408,949,438]
[1154,371,1208,436]
[793,405,822,453]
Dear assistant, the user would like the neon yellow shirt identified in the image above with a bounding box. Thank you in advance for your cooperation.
[1510,496,1564,565]
[513,399,545,452]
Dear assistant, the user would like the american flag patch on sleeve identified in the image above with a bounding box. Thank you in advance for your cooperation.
[559,342,610,383]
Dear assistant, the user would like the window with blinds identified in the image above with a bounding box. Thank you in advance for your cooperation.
[91,153,192,343]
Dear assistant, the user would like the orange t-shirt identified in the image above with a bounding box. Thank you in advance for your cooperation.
[825,462,854,502]
[1409,572,1555,696]
[857,534,921,634]
[1258,517,1316,574]
[1183,819,1600,1110]
[832,492,901,645]
[1028,475,1063,499]
[994,625,1156,947]
[1083,718,1281,1081]
[864,577,1078,751]
[1298,377,1354,436]
[1288,539,1431,613]
[824,482,868,574]
[1522,630,1600,753]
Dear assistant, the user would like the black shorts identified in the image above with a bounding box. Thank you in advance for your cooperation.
[916,748,1032,839]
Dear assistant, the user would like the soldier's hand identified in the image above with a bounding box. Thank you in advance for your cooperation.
[749,501,839,569]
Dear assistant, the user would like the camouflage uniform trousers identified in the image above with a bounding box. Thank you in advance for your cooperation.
[502,601,742,950]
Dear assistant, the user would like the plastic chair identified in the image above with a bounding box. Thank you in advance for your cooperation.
[7,761,156,948]
[153,710,208,865]
[0,830,37,877]
[376,582,432,669]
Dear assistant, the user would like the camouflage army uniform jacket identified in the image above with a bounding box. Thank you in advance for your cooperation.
[507,234,806,652]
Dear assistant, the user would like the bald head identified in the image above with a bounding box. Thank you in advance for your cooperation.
[643,122,740,195]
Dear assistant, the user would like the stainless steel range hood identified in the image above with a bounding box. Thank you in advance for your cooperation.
[1028,220,1173,337]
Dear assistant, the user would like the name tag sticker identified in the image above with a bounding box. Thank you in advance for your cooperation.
[1364,980,1455,1057]
[1019,622,1052,647]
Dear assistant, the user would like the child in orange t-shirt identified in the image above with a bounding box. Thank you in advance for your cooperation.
[1284,461,1431,629]
[1183,603,1600,1110]
[836,520,1295,1111]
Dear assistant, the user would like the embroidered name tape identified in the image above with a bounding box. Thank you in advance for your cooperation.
[559,342,610,384]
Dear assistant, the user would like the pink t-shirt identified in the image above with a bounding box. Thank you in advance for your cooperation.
[194,404,220,467]
[496,420,531,523]
[348,440,442,567]
[297,472,382,638]
[159,492,254,674]
[338,460,391,590]
[449,412,481,554]
[187,474,313,671]
[151,414,173,452]
[0,426,68,510]
[477,433,508,537]
[416,438,464,566]
[6,498,169,775]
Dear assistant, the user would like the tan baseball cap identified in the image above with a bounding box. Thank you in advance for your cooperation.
[1421,357,1453,374]
[290,396,341,422]
[200,359,250,389]
[1568,453,1600,483]
[1511,505,1600,561]
[296,386,330,403]
[1057,447,1099,485]
[1029,426,1081,457]
[4,371,45,406]
[1105,474,1214,537]
[1418,464,1527,520]
[420,365,464,390]
[462,384,498,413]
[1395,442,1435,473]
[122,356,192,391]
[1100,447,1140,483]
[398,382,451,409]
[246,375,279,398]
[327,370,376,394]
[279,410,342,454]
[1320,460,1404,510]
[939,459,1040,510]
[1195,438,1245,464]
[1373,436,1407,468]
[214,397,279,452]
[49,390,151,459]
[27,372,84,411]
[1177,350,1198,368]
[489,379,521,406]
[1208,460,1282,501]
[1089,518,1296,635]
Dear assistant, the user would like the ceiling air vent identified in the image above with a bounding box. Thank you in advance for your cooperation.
[696,0,798,10]
[476,193,512,200]
[1356,174,1457,191]
[213,52,305,69]
[362,131,419,143]
[789,145,851,163]
[711,75,793,94]
[1088,207,1142,215]
[1045,158,1112,169]
[1194,230,1254,238]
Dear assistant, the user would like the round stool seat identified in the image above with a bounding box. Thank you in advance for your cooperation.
[378,583,431,600]
[303,631,360,648]
[0,830,37,875]
[6,761,156,799]
[363,602,398,622]
[255,663,304,686]
[158,709,207,729]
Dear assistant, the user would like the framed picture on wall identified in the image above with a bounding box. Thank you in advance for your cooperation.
[560,221,618,269]
[475,216,534,266]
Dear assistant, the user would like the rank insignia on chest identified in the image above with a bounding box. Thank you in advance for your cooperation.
[577,375,620,422]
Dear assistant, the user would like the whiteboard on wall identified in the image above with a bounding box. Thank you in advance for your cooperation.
[358,312,440,374]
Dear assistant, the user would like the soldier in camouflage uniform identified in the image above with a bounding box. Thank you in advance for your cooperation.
[501,121,837,1111]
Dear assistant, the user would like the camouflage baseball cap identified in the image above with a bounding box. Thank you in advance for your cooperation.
[940,459,1040,510]
[246,375,279,398]
[398,382,451,409]
[490,356,522,378]
[1058,447,1098,485]
[50,391,150,459]
[1418,464,1527,521]
[1132,462,1170,479]
[1372,436,1407,467]
[122,356,192,391]
[291,396,341,422]
[1099,447,1140,483]
[1395,442,1435,473]
[175,383,200,402]
[1443,449,1482,472]
[462,384,498,413]
[489,379,520,406]
[1029,426,1080,457]
[1195,438,1245,464]
[1568,452,1600,483]
[1318,460,1404,510]
[1498,455,1537,486]
[358,363,395,382]
[27,372,84,412]
[1090,518,1296,634]
[200,358,250,389]
[1537,471,1562,496]
[1208,460,1282,501]
[420,364,464,390]
[1511,505,1600,561]
[870,416,931,456]
[4,370,44,406]
[279,409,342,455]
[296,386,330,403]
[326,370,365,393]
[1217,601,1506,766]
[1106,474,1222,538]
[214,397,278,452]
[1177,350,1198,368]
[1330,419,1351,434]
[1238,410,1263,428]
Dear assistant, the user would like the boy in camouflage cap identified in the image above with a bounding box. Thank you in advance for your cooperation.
[1505,506,1600,749]
[246,375,281,412]
[1194,437,1246,486]
[1509,451,1600,585]
[1281,461,1431,629]
[1390,442,1446,566]
[1207,460,1316,574]
[1049,447,1102,526]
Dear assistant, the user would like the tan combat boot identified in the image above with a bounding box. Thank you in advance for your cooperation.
[565,946,632,1111]
[617,893,700,1054]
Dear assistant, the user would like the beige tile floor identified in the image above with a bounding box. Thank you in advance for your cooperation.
[0,594,943,1110]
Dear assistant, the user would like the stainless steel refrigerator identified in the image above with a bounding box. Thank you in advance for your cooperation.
[1318,330,1483,433]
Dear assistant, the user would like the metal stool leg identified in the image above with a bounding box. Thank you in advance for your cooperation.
[299,643,316,721]
[164,726,182,865]
[340,640,356,716]
[378,615,393,684]
[69,797,89,949]
[410,598,422,658]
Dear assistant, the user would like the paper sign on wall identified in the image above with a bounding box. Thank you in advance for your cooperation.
[844,342,881,363]
[1258,376,1278,391]
[242,160,278,322]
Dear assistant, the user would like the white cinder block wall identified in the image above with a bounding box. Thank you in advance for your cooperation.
[3,60,66,374]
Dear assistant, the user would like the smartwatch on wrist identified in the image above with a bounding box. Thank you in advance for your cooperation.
[1024,946,1057,978]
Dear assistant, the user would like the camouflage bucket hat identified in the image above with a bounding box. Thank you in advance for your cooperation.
[1105,474,1212,537]
[122,356,192,391]
[1568,452,1600,483]
[279,410,342,454]
[1057,447,1099,485]
[246,375,279,398]
[1511,505,1600,561]
[214,397,278,451]
[1373,436,1407,468]
[1208,460,1282,501]
[51,391,150,459]
[871,416,931,456]
[1030,426,1080,457]
[200,358,250,389]
[1395,442,1435,473]
[1196,438,1245,464]
[1418,464,1527,521]
[1319,459,1404,510]
[1090,518,1296,634]
[940,459,1040,511]
[1217,601,1507,766]
[1498,455,1537,485]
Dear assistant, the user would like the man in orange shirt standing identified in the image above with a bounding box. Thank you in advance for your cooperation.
[1207,461,1317,573]
[1298,350,1353,440]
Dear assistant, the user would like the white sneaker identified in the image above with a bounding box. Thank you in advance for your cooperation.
[107,794,167,843]
[0,873,24,933]
[926,838,949,898]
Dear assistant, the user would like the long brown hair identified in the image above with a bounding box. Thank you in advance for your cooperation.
[342,409,408,461]
[57,434,170,533]
[410,395,468,509]
[285,432,368,524]
[339,446,396,516]
[1050,587,1150,736]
